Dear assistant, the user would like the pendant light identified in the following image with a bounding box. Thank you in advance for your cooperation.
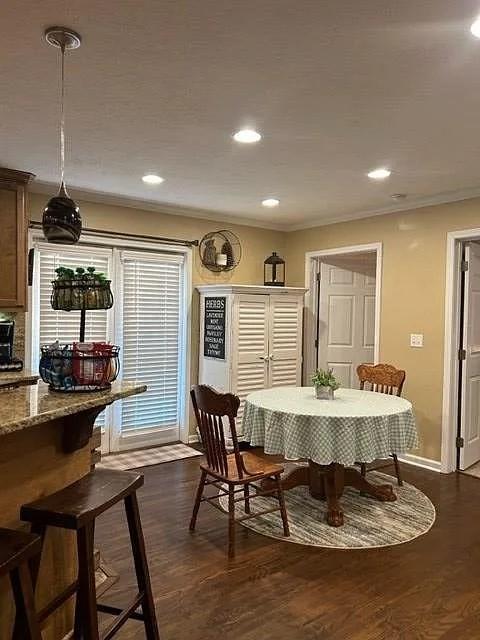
[42,27,82,244]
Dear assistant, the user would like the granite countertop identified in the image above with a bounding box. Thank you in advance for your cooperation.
[0,381,146,437]
[0,370,39,388]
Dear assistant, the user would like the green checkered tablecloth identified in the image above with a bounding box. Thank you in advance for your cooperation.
[242,387,418,466]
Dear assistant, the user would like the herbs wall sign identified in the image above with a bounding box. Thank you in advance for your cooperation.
[203,297,226,359]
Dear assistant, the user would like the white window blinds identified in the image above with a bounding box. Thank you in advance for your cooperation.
[120,252,184,433]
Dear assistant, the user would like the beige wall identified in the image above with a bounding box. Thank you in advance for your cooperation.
[28,193,285,436]
[21,192,480,458]
[286,197,480,463]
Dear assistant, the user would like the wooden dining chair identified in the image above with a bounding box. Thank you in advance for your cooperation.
[189,385,290,558]
[357,363,406,486]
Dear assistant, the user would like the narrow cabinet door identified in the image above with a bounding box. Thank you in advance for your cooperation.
[268,295,303,388]
[0,186,25,308]
[232,294,269,421]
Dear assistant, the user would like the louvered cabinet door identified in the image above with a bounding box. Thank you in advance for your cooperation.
[268,295,303,388]
[232,294,269,424]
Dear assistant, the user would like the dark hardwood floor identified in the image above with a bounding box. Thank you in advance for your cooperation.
[95,457,480,640]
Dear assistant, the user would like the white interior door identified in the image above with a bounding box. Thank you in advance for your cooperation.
[318,258,376,388]
[459,242,480,469]
[268,295,303,387]
[232,294,269,426]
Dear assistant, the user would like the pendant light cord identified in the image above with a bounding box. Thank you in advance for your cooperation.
[59,41,66,193]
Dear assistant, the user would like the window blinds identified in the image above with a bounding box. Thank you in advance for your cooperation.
[120,252,184,433]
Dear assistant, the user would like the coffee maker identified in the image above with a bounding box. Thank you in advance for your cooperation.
[0,320,23,371]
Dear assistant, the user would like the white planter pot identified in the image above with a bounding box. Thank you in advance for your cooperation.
[315,385,334,400]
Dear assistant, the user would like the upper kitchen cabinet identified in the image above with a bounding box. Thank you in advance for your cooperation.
[0,167,35,309]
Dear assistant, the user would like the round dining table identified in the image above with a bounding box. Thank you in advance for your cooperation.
[242,386,418,527]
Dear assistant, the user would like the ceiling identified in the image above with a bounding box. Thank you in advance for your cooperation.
[3,1,480,230]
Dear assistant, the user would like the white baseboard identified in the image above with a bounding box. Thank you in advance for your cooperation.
[397,453,442,473]
[188,434,200,444]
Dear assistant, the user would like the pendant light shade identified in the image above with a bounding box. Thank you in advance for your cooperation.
[42,183,81,244]
[42,27,82,244]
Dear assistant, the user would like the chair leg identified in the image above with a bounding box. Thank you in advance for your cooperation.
[228,485,236,559]
[244,484,251,514]
[190,469,207,531]
[9,564,41,640]
[359,463,367,497]
[391,453,403,486]
[76,521,100,640]
[274,475,290,537]
[12,523,46,640]
[124,492,161,640]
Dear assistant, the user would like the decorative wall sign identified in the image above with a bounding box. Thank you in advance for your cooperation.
[203,297,226,359]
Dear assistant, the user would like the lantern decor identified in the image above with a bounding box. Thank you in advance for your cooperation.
[39,266,119,392]
[42,27,82,244]
[264,252,285,287]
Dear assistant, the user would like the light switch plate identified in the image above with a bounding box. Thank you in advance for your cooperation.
[410,333,424,348]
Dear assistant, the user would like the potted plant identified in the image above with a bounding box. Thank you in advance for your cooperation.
[311,368,340,400]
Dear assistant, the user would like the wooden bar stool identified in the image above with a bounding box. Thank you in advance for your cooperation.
[20,468,160,640]
[0,528,42,640]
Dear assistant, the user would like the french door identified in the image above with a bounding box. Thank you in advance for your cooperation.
[31,241,187,453]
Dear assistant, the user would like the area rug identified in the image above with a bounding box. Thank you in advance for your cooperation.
[98,443,202,471]
[218,467,436,549]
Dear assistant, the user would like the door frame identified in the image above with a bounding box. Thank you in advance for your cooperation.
[26,228,193,449]
[303,242,383,385]
[441,227,480,473]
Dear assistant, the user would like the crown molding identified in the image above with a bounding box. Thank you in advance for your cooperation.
[29,181,286,232]
[30,181,480,234]
[285,185,480,231]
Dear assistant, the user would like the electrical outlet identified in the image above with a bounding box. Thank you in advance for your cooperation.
[410,333,424,348]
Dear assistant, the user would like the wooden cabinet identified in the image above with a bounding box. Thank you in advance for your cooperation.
[0,168,35,309]
[198,285,306,432]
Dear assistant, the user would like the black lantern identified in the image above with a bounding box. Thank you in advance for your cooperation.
[264,252,285,287]
[42,27,82,244]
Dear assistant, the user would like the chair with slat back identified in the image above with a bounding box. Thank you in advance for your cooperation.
[190,385,290,558]
[356,363,406,486]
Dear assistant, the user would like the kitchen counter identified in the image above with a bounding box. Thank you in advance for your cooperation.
[0,369,38,388]
[0,379,146,639]
[0,380,146,437]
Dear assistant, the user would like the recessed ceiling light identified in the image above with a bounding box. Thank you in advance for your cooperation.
[142,174,164,185]
[367,167,391,180]
[233,129,262,143]
[471,17,480,38]
[262,198,280,207]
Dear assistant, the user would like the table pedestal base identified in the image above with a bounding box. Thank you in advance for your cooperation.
[262,461,397,527]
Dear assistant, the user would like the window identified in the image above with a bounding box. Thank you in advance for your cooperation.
[30,238,189,453]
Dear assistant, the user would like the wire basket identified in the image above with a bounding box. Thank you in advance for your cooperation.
[51,278,114,311]
[39,343,120,392]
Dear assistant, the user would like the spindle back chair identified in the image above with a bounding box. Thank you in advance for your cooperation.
[190,385,290,557]
[356,363,407,486]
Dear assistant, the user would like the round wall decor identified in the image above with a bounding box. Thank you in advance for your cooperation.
[199,230,241,272]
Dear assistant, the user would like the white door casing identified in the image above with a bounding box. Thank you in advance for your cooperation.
[318,260,376,389]
[459,242,480,469]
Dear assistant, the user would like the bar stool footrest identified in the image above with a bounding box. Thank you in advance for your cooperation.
[98,593,146,640]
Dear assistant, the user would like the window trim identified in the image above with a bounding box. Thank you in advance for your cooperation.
[27,229,192,448]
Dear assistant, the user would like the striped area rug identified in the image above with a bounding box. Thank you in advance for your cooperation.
[219,466,436,549]
[98,443,202,471]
